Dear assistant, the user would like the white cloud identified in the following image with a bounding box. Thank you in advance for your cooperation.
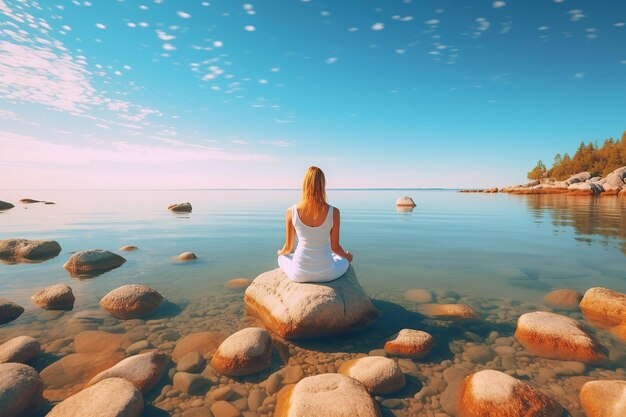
[395,49,405,54]
[614,22,625,27]
[325,57,338,64]
[213,40,223,47]
[348,27,358,32]
[260,140,291,147]
[162,43,176,51]
[244,25,256,32]
[177,11,191,19]
[425,19,439,25]
[568,9,585,22]
[231,139,249,145]
[620,60,626,64]
[476,17,490,32]
[95,23,106,29]
[371,23,384,31]
[574,72,584,78]
[493,1,506,8]
[156,30,175,41]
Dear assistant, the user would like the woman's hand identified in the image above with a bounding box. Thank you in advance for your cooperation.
[277,248,291,256]
[345,251,353,263]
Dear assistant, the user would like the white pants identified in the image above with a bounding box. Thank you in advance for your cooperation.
[278,253,349,283]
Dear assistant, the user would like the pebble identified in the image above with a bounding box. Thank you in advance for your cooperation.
[173,372,212,396]
[210,400,242,417]
[178,351,205,373]
[208,386,235,401]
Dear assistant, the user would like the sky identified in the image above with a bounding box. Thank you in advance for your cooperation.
[0,0,625,189]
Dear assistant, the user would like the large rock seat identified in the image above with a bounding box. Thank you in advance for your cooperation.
[244,266,378,339]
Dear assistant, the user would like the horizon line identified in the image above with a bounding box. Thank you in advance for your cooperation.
[0,187,464,191]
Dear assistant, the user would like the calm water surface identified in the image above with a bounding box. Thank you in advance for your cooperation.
[1,190,625,416]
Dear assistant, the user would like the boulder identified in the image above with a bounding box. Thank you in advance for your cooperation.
[41,351,124,402]
[0,238,62,263]
[74,331,131,353]
[225,278,253,289]
[420,304,478,321]
[87,351,170,393]
[20,198,41,203]
[338,356,405,394]
[580,380,626,417]
[384,329,434,359]
[0,298,24,324]
[599,166,626,191]
[403,289,433,303]
[620,189,626,197]
[396,196,416,207]
[276,373,380,417]
[31,283,75,310]
[458,370,564,417]
[0,336,40,364]
[119,245,138,251]
[0,363,43,417]
[580,287,626,330]
[172,331,226,363]
[173,372,211,395]
[63,250,126,276]
[514,311,607,364]
[566,171,591,185]
[0,200,14,210]
[46,377,143,417]
[177,351,205,373]
[168,202,192,213]
[543,289,583,311]
[244,266,378,339]
[100,284,163,319]
[177,252,198,262]
[210,327,273,376]
[567,182,603,195]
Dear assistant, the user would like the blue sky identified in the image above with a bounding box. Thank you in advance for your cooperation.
[0,0,625,189]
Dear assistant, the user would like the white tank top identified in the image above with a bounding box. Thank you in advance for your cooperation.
[291,204,336,280]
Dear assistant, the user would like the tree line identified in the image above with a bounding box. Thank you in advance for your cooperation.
[527,131,626,180]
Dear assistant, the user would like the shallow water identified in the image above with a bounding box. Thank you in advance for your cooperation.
[1,190,625,416]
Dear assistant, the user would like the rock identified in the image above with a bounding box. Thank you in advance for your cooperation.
[396,196,416,207]
[87,351,170,393]
[46,377,143,417]
[31,283,75,310]
[173,372,211,395]
[580,380,626,417]
[543,289,583,311]
[580,287,626,330]
[100,284,163,319]
[210,401,241,417]
[172,332,226,363]
[420,304,478,321]
[0,200,14,210]
[208,386,234,401]
[276,373,380,417]
[210,327,273,376]
[63,249,126,276]
[0,336,40,364]
[74,331,130,353]
[599,166,626,191]
[384,329,435,359]
[168,202,192,212]
[125,340,149,355]
[0,238,62,263]
[566,171,591,185]
[338,356,405,394]
[177,252,198,262]
[248,388,266,411]
[244,266,378,339]
[177,351,204,373]
[41,351,124,402]
[20,198,41,203]
[458,370,564,417]
[465,345,494,363]
[0,298,24,324]
[119,245,138,251]
[0,363,43,417]
[225,278,253,289]
[403,289,433,303]
[568,182,603,195]
[514,311,607,364]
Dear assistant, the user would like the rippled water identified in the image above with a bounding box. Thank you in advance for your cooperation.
[1,190,625,416]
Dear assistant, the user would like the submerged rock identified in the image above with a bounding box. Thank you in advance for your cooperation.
[580,380,626,417]
[0,298,24,324]
[338,356,405,395]
[0,363,43,417]
[276,373,380,417]
[514,311,607,364]
[0,336,40,364]
[46,377,143,417]
[0,238,62,263]
[0,200,14,210]
[210,327,273,376]
[225,278,253,289]
[458,370,564,417]
[244,266,378,339]
[74,331,131,353]
[100,284,163,319]
[172,331,226,363]
[403,289,433,303]
[580,287,626,330]
[119,245,138,251]
[31,283,75,310]
[177,252,198,262]
[543,289,583,311]
[168,202,192,212]
[420,303,479,321]
[63,249,126,276]
[88,351,170,393]
[396,196,416,207]
[384,329,434,359]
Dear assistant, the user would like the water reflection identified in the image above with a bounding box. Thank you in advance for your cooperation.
[523,195,626,256]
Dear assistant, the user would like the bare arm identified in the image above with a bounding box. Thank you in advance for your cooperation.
[330,208,353,262]
[277,207,296,256]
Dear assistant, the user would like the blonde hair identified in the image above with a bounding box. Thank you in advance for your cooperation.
[301,166,327,213]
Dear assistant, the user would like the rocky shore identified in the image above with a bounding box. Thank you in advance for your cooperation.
[461,166,626,196]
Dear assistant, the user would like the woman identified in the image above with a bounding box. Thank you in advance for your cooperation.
[277,166,353,282]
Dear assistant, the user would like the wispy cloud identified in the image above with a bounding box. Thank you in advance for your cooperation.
[260,140,292,147]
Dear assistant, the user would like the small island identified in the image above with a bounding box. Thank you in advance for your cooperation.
[462,131,626,196]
